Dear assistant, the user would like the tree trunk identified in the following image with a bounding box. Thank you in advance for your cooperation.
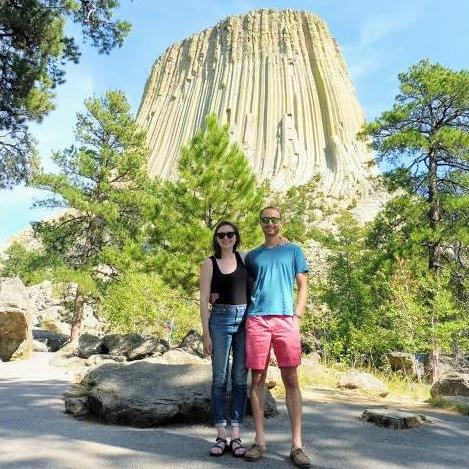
[69,289,85,347]
[428,150,441,273]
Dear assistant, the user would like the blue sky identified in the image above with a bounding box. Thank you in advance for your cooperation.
[1,0,468,243]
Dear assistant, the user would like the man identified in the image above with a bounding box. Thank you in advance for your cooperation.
[244,206,311,468]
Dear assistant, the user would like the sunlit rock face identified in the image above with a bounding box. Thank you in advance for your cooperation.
[138,9,378,197]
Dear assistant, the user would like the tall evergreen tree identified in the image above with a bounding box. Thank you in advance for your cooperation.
[150,113,265,289]
[0,0,131,188]
[30,90,155,344]
[362,60,469,273]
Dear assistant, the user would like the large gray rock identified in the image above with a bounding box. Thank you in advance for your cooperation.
[101,333,167,360]
[430,373,469,397]
[85,354,127,366]
[0,277,33,361]
[32,328,68,352]
[361,408,429,429]
[150,349,208,364]
[338,371,389,397]
[76,333,103,358]
[78,360,277,426]
[177,330,204,358]
[388,352,424,379]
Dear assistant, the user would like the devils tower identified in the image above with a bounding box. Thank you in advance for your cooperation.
[138,9,379,197]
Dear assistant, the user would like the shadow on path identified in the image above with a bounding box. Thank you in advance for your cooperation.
[1,353,468,468]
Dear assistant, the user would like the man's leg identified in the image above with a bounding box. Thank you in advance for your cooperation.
[280,366,302,448]
[250,368,268,448]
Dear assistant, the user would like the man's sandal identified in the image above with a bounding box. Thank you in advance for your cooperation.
[229,438,246,458]
[210,437,228,456]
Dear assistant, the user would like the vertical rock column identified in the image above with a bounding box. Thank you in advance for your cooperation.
[138,9,378,197]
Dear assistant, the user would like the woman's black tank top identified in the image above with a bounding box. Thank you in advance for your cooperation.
[210,251,248,305]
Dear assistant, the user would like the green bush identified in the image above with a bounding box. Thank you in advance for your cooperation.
[100,271,198,343]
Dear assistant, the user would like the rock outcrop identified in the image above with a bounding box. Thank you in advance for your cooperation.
[430,373,469,397]
[69,358,278,426]
[337,371,389,397]
[138,9,379,198]
[0,277,33,361]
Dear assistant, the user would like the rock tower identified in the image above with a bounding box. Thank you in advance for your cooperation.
[138,9,378,197]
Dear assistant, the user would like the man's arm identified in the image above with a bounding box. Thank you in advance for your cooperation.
[294,272,307,317]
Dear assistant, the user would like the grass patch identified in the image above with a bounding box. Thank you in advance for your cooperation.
[428,396,469,415]
[299,364,339,389]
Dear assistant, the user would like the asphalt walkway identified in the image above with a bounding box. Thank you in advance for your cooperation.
[1,352,468,469]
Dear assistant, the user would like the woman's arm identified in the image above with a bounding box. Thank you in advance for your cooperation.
[199,258,213,355]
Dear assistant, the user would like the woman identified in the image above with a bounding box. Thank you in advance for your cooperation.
[199,220,249,457]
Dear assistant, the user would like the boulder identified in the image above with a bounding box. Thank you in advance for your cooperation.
[426,353,469,381]
[32,339,49,352]
[49,352,87,369]
[38,306,70,334]
[361,408,429,429]
[27,280,56,313]
[65,397,90,416]
[32,328,68,352]
[388,352,424,379]
[0,277,33,361]
[85,354,127,366]
[430,373,469,397]
[338,371,389,397]
[78,360,277,426]
[177,330,204,358]
[101,333,168,360]
[150,349,208,364]
[76,333,103,358]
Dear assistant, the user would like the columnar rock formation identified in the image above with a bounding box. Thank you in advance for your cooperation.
[138,9,379,196]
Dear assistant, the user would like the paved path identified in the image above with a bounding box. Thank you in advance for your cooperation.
[1,353,469,469]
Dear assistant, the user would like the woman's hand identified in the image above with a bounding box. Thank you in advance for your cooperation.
[202,333,213,356]
[279,236,290,246]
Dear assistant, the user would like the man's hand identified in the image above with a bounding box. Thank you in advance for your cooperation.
[209,292,219,304]
[202,333,213,356]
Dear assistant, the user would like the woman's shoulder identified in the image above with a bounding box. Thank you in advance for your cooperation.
[236,250,248,262]
[201,257,214,269]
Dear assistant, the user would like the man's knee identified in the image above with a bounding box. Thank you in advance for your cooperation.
[280,367,299,389]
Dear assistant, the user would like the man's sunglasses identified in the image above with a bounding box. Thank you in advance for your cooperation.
[216,231,236,239]
[260,216,281,225]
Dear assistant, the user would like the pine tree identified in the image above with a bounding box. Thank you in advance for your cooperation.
[0,0,131,188]
[30,90,155,345]
[150,114,265,289]
[362,60,469,273]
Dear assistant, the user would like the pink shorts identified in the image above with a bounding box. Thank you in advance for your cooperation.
[246,315,301,369]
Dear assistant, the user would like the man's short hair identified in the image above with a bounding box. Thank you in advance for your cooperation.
[259,205,282,219]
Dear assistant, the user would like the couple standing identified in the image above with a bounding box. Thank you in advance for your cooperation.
[199,206,311,468]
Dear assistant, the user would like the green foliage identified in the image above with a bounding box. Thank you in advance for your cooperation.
[0,242,56,285]
[361,60,469,272]
[0,0,131,188]
[31,90,156,268]
[148,114,265,289]
[315,198,469,366]
[100,271,197,342]
[267,176,326,243]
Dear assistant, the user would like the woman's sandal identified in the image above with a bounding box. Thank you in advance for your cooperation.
[230,438,246,458]
[210,437,228,456]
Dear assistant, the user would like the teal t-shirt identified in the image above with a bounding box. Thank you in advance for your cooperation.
[245,243,308,316]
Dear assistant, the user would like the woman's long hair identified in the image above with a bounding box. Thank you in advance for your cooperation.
[212,220,241,258]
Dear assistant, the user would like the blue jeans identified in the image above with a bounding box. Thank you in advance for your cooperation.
[209,304,248,427]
